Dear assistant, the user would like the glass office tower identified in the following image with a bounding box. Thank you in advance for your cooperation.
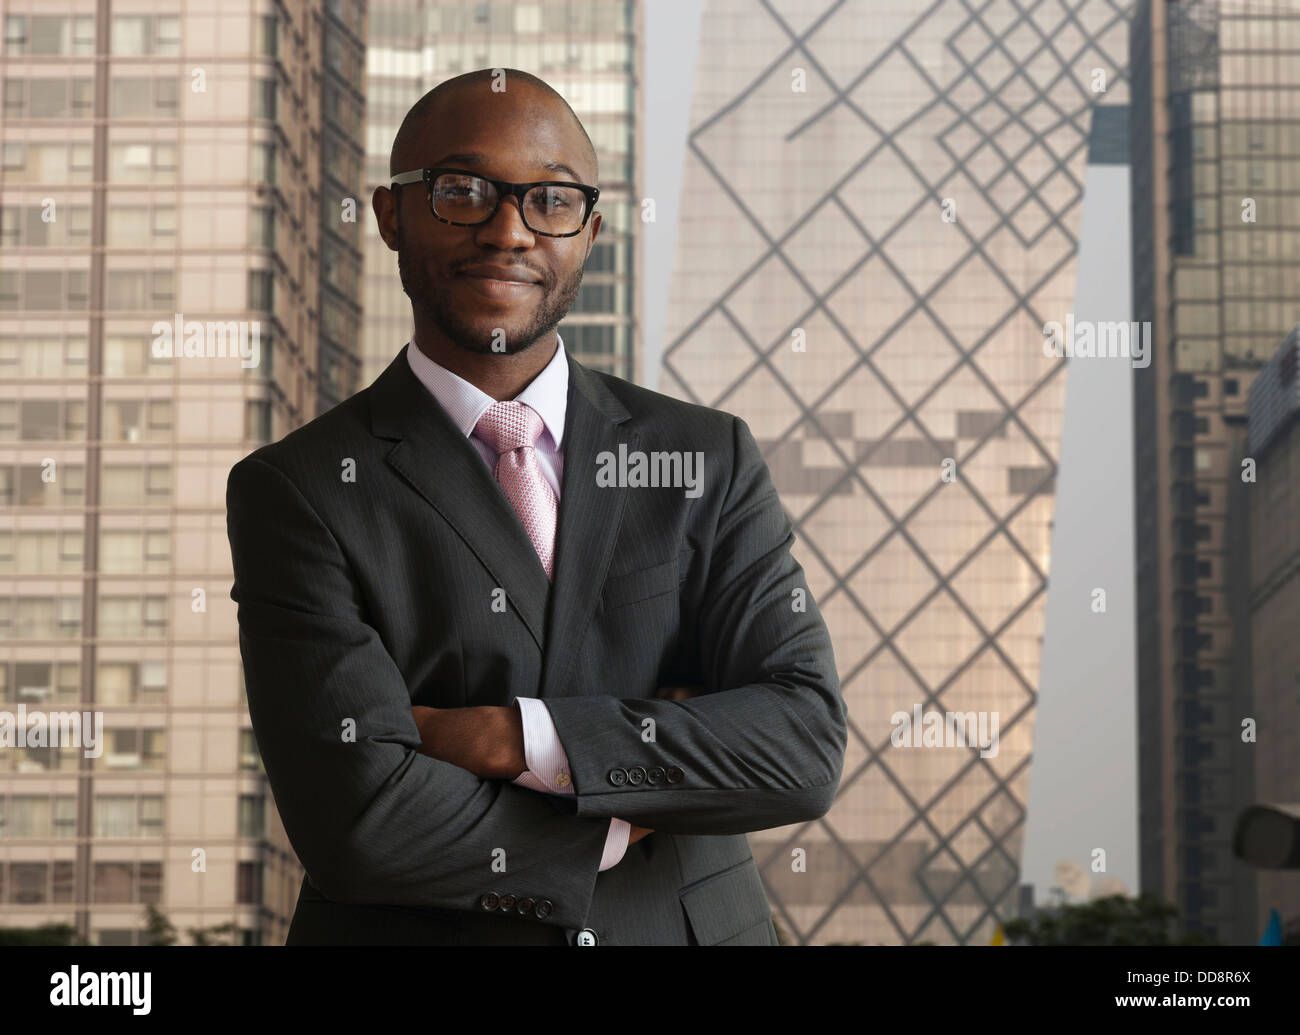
[660,0,1133,944]
[1131,0,1300,944]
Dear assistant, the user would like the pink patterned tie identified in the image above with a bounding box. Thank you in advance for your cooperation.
[473,401,558,580]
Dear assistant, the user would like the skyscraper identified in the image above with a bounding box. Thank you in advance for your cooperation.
[1245,327,1300,934]
[0,0,365,945]
[659,0,1133,944]
[1131,0,1300,944]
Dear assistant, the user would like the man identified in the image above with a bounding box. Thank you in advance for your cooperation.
[226,68,845,945]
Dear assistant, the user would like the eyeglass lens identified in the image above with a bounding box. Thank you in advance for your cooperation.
[430,173,587,234]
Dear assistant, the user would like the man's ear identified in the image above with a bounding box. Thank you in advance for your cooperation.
[373,185,400,251]
[583,210,602,262]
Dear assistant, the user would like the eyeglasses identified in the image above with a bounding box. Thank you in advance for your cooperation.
[390,167,600,238]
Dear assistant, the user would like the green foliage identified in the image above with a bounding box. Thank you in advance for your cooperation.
[0,923,80,946]
[143,903,177,946]
[187,921,241,946]
[1002,893,1221,946]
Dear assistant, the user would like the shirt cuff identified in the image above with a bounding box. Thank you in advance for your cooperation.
[599,818,631,872]
[511,697,575,795]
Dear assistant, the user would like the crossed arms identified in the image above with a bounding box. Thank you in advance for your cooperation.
[225,415,846,930]
[407,687,699,849]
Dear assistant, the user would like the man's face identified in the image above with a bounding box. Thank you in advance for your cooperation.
[377,87,601,357]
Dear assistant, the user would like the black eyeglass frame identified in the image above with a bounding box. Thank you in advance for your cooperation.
[390,167,600,238]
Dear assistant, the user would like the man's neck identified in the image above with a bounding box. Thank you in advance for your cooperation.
[413,328,558,401]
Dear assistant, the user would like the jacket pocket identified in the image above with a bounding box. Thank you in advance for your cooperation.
[600,546,694,612]
[678,856,774,946]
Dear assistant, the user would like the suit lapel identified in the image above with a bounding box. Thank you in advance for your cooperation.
[370,342,635,698]
[539,353,637,701]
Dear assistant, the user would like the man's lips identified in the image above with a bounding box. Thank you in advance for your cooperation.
[457,264,542,284]
[455,266,542,301]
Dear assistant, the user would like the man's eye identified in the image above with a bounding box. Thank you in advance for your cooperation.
[531,193,572,209]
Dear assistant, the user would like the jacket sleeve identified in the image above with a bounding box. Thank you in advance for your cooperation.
[542,415,847,835]
[511,697,631,870]
[226,454,609,929]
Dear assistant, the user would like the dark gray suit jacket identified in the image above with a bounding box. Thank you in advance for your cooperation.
[225,342,846,945]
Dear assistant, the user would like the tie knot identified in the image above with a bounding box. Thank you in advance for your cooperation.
[474,400,544,455]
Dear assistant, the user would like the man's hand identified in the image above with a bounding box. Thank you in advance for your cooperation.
[410,705,526,781]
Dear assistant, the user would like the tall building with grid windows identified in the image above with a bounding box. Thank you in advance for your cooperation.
[0,0,365,945]
[658,0,1133,944]
[1245,328,1300,939]
[1131,0,1300,944]
[361,0,640,388]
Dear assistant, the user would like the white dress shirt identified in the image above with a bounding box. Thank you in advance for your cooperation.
[406,332,631,872]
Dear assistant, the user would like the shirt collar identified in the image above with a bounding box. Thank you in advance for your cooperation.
[405,331,569,451]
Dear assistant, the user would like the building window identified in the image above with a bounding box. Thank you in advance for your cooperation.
[254,15,277,58]
[93,862,133,902]
[237,795,265,838]
[3,79,22,118]
[252,78,275,120]
[236,861,262,904]
[239,730,261,770]
[111,15,177,57]
[248,270,274,311]
[3,16,27,53]
[10,862,47,903]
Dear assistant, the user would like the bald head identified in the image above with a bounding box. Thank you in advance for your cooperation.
[389,68,598,185]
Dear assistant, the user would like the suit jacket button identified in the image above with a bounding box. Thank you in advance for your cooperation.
[534,899,553,919]
[626,766,646,785]
[516,897,535,916]
[499,894,516,911]
[647,766,666,785]
[666,766,684,783]
[479,892,500,911]
[576,928,599,946]
[607,767,628,786]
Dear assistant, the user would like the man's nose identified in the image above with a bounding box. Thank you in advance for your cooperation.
[475,195,535,247]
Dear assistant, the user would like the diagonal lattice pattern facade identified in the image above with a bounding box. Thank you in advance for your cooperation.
[659,0,1133,944]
